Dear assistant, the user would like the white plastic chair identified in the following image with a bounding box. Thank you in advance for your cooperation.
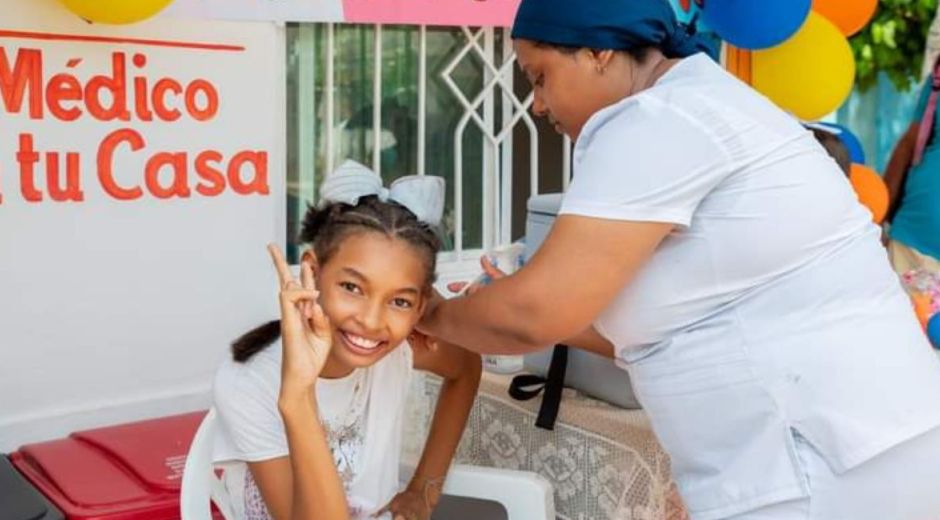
[180,409,555,520]
[179,409,237,520]
[399,461,555,520]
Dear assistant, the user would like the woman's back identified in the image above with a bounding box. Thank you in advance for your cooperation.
[562,52,940,517]
[571,54,879,349]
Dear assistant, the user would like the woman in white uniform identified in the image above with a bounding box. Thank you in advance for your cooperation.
[419,0,940,518]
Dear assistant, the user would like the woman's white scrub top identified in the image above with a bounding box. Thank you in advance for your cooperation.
[560,53,940,519]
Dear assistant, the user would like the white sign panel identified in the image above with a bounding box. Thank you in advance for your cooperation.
[0,0,285,450]
[165,0,345,23]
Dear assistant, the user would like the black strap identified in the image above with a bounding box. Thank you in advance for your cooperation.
[508,344,569,431]
[508,374,547,401]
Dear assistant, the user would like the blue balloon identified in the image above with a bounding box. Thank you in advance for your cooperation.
[928,314,940,350]
[700,0,811,50]
[817,122,866,164]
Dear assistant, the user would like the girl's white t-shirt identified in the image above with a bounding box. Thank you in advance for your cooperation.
[561,53,940,519]
[212,340,413,520]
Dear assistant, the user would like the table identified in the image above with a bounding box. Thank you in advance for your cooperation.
[403,372,688,520]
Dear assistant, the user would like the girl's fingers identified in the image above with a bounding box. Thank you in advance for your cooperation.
[408,331,440,353]
[301,262,316,291]
[310,303,331,338]
[267,244,295,287]
[280,288,319,306]
[300,263,316,319]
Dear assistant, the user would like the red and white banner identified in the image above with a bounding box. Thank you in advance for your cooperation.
[0,0,284,449]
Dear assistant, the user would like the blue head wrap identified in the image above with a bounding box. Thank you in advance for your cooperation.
[510,0,713,59]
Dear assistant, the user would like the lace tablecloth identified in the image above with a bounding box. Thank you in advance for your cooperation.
[404,372,688,520]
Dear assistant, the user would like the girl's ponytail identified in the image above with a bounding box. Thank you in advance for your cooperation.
[231,320,281,362]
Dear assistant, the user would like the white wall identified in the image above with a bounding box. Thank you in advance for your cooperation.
[0,0,286,451]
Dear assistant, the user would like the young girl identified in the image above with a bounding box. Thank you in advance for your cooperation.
[212,161,482,520]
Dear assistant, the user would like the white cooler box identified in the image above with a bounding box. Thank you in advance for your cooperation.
[524,193,640,410]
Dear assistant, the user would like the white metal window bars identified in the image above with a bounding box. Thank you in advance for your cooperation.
[312,23,574,263]
[443,26,536,256]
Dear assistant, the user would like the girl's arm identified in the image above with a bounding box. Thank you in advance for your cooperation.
[242,401,349,520]
[244,458,292,520]
[379,338,482,518]
[264,245,349,520]
[410,341,482,503]
[278,393,348,520]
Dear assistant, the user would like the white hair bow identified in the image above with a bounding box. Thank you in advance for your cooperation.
[319,160,445,227]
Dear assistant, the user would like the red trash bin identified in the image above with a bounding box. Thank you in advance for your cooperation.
[9,411,208,520]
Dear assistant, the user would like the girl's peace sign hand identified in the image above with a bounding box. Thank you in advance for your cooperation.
[267,244,333,398]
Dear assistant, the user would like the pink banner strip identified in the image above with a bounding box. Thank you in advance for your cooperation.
[342,0,521,27]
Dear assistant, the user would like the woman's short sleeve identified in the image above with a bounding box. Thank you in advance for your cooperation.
[560,96,732,227]
[213,355,288,463]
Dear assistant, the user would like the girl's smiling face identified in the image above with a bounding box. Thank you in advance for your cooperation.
[308,231,429,377]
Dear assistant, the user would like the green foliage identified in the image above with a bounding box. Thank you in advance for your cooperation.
[851,0,939,92]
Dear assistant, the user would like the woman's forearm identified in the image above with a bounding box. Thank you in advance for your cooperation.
[424,217,670,355]
[278,394,350,520]
[425,277,550,354]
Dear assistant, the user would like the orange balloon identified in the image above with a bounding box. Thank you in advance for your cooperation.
[912,293,933,329]
[812,0,878,36]
[849,163,888,224]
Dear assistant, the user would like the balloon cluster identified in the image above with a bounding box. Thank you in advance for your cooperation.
[698,0,877,120]
[59,0,174,24]
[700,1,886,224]
[702,4,928,340]
[901,270,940,350]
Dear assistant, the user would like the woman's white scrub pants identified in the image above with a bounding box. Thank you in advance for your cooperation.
[727,426,940,519]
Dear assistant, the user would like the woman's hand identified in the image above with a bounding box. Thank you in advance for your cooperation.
[375,488,434,520]
[268,244,333,400]
[420,255,506,337]
[445,255,507,296]
[407,330,441,355]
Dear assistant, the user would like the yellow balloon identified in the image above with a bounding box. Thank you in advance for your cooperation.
[752,12,855,120]
[59,0,175,24]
